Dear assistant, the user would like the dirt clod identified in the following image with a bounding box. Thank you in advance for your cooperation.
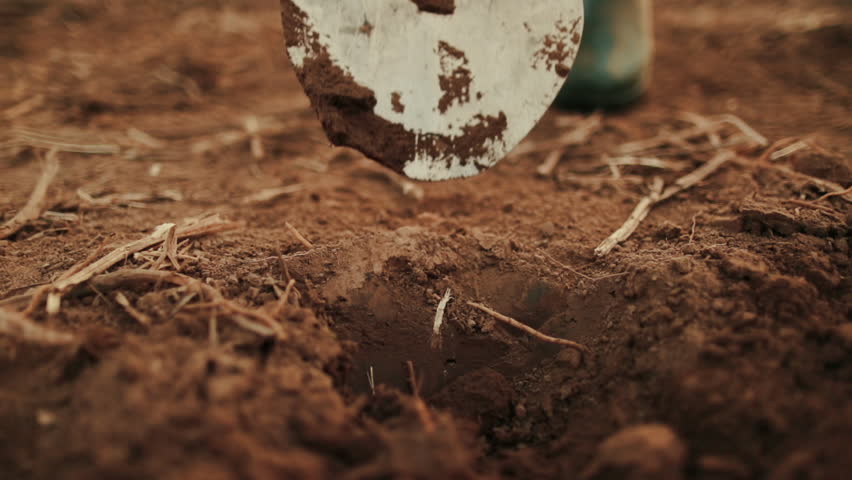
[582,424,687,480]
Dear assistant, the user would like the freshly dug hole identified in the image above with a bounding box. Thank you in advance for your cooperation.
[281,227,612,421]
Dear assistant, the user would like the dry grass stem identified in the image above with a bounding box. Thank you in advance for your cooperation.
[243,116,265,160]
[65,269,280,338]
[27,215,240,315]
[770,141,809,161]
[816,185,852,203]
[679,111,722,147]
[659,150,736,201]
[285,222,314,249]
[77,188,183,208]
[2,94,45,121]
[608,156,679,170]
[241,184,303,204]
[467,301,589,353]
[114,292,152,326]
[4,128,121,155]
[367,366,376,395]
[430,288,452,350]
[0,308,76,346]
[273,279,296,317]
[126,128,167,149]
[595,177,665,256]
[537,149,565,177]
[0,150,60,240]
[618,115,767,155]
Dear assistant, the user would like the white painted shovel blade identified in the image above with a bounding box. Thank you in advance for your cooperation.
[282,0,584,181]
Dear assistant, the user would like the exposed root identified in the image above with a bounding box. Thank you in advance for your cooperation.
[286,222,314,249]
[466,301,589,354]
[0,150,60,240]
[617,114,767,155]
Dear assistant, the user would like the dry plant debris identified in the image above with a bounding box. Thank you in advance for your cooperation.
[241,184,304,204]
[25,214,241,316]
[467,301,589,354]
[285,222,314,249]
[0,150,60,240]
[596,150,736,256]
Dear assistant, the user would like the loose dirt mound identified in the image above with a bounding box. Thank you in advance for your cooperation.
[1,1,850,479]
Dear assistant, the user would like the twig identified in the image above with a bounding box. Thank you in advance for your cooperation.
[430,288,452,350]
[467,301,589,353]
[0,150,60,240]
[114,292,152,326]
[816,185,852,203]
[595,150,735,256]
[0,308,76,346]
[595,177,664,256]
[273,279,296,317]
[285,222,314,249]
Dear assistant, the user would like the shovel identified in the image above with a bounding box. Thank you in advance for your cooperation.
[281,0,584,181]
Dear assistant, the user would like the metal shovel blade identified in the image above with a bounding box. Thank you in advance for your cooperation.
[281,0,584,181]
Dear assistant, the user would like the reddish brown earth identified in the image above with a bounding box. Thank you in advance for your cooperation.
[1,1,850,479]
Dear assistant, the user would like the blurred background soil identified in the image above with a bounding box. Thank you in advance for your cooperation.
[1,1,850,479]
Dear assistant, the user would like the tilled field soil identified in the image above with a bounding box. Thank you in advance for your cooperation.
[1,1,850,479]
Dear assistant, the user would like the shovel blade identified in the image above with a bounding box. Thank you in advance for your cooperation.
[282,0,584,181]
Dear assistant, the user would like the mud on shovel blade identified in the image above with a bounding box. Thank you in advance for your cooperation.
[281,0,584,181]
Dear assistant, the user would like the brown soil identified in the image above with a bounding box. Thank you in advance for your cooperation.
[1,1,850,479]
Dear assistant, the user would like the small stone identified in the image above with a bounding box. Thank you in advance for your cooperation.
[582,424,686,480]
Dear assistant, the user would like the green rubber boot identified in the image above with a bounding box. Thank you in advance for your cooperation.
[555,0,654,109]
